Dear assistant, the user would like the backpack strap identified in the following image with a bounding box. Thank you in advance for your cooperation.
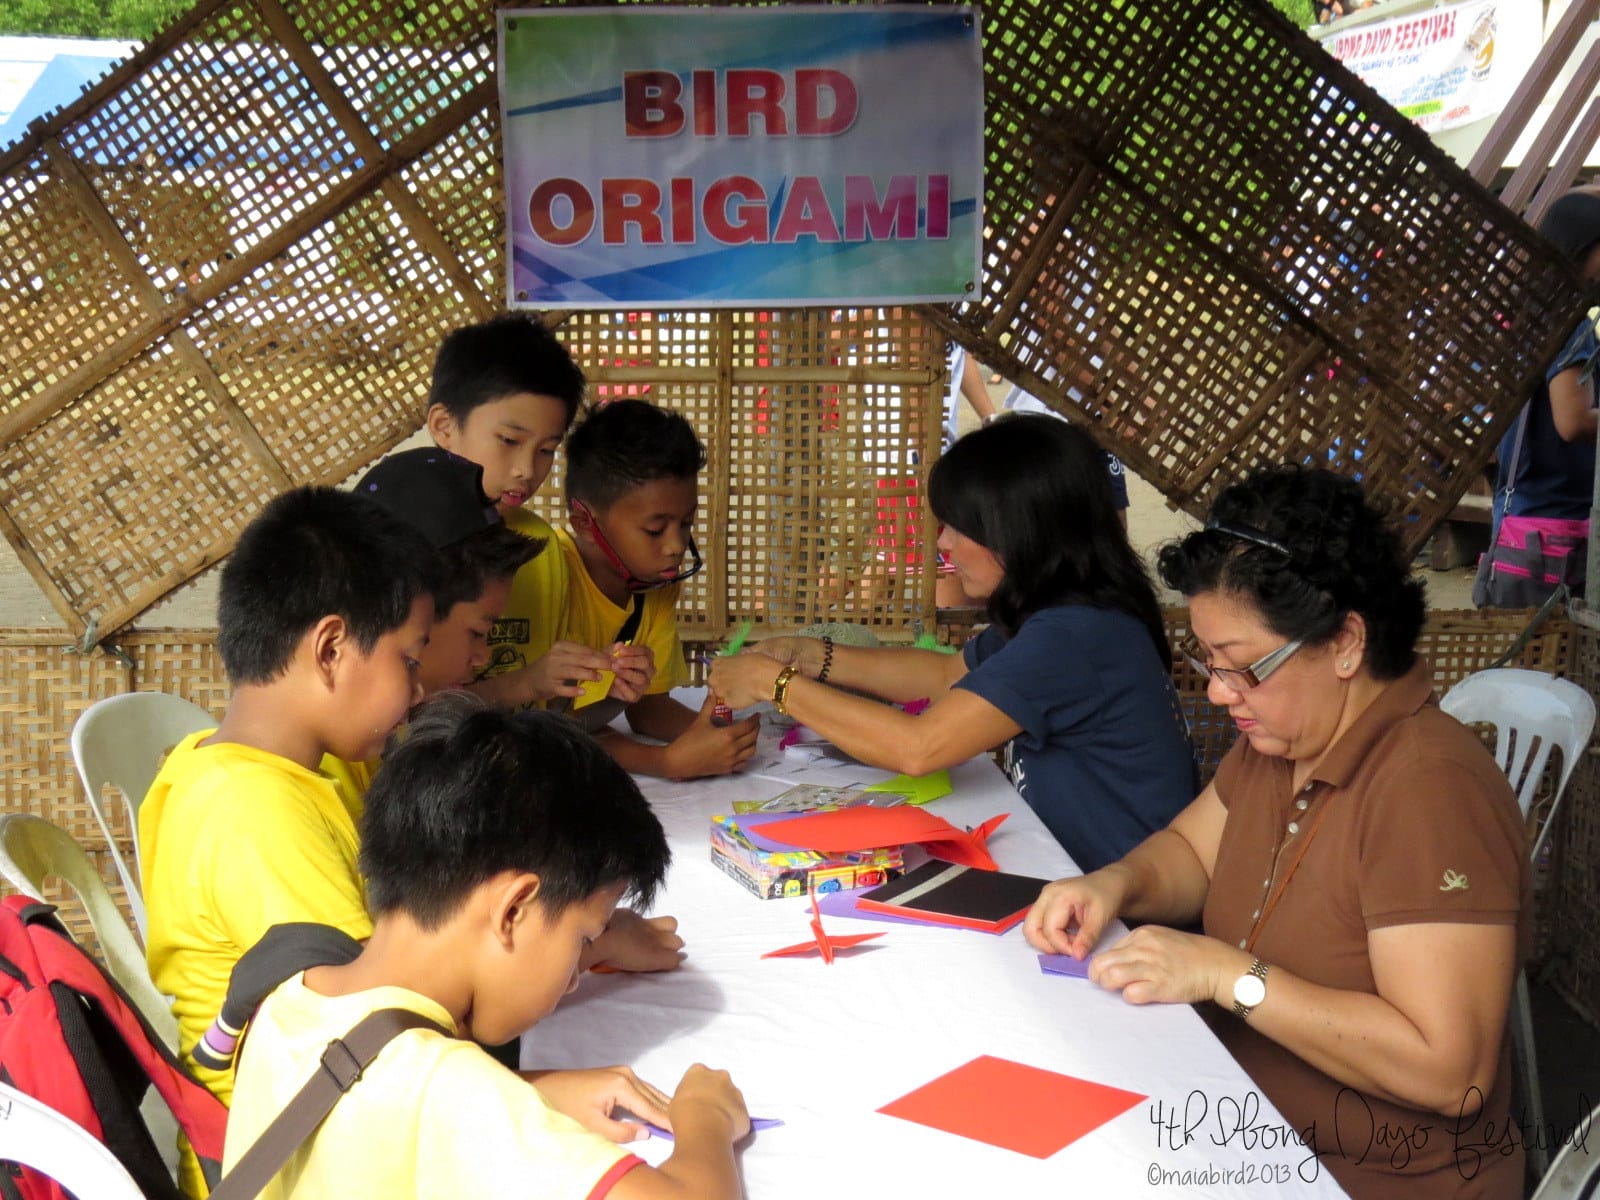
[208,1008,450,1200]
[193,924,363,1073]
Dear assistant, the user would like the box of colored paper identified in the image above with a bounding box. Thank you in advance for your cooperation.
[710,814,903,900]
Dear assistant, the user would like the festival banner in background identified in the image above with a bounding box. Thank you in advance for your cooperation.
[1323,0,1541,133]
[498,7,984,308]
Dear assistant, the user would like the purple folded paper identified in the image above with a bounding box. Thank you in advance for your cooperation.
[1037,952,1092,978]
[642,1116,784,1141]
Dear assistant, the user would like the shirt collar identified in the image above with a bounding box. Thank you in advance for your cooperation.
[1305,654,1434,789]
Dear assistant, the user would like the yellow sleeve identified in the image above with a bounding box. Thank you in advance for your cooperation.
[639,586,689,695]
[415,1044,639,1198]
[483,509,568,685]
[198,770,373,955]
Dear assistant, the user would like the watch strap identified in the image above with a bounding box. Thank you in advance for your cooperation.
[1231,958,1270,1019]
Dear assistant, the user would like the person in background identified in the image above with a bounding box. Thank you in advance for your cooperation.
[1480,189,1600,606]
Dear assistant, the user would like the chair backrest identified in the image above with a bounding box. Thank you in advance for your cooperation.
[0,1081,146,1200]
[70,693,214,938]
[1439,668,1597,863]
[1530,1095,1600,1199]
[0,814,178,1051]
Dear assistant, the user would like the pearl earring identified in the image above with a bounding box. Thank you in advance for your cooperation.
[1341,661,1351,670]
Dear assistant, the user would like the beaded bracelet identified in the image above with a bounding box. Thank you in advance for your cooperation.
[817,636,835,684]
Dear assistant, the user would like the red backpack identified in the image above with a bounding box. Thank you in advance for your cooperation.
[0,894,227,1199]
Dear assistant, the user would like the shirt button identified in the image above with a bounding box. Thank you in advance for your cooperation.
[1287,821,1300,835]
[1251,909,1261,919]
[1263,878,1271,887]
[1302,783,1314,793]
[1238,939,1248,949]
[1296,798,1309,811]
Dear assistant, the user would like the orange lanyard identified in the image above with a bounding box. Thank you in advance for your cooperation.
[1244,790,1333,954]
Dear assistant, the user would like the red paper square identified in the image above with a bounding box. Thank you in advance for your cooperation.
[877,1055,1146,1158]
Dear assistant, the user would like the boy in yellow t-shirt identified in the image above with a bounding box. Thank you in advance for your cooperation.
[422,313,652,710]
[224,696,750,1200]
[139,487,435,1192]
[557,399,759,778]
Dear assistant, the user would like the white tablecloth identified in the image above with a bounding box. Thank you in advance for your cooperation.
[524,700,1346,1197]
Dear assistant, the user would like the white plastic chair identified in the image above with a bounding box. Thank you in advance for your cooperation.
[1530,1095,1600,1198]
[1440,667,1597,1182]
[0,814,178,1053]
[0,1081,144,1200]
[71,692,214,940]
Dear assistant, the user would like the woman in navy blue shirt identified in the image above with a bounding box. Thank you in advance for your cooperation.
[709,414,1196,872]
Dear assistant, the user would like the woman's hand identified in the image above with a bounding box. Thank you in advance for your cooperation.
[706,652,785,710]
[1088,926,1249,1007]
[742,636,825,678]
[1023,867,1130,959]
[523,1065,673,1143]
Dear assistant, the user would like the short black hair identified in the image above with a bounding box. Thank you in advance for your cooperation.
[218,487,437,685]
[433,525,545,618]
[360,694,670,927]
[428,313,587,428]
[564,399,706,511]
[928,415,1170,664]
[1156,465,1425,680]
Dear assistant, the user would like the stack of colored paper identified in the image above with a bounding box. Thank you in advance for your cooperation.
[709,813,903,900]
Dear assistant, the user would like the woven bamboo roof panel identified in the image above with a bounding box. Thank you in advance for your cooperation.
[931,0,1589,540]
[0,0,1589,637]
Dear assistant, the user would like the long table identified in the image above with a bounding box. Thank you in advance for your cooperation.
[524,702,1347,1197]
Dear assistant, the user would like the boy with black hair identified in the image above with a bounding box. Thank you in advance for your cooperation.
[425,313,651,709]
[140,487,435,1190]
[561,399,759,778]
[357,446,544,694]
[224,695,750,1199]
[355,447,685,971]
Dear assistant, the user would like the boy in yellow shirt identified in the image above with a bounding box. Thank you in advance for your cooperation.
[555,398,758,778]
[424,313,652,710]
[357,445,685,973]
[223,695,750,1200]
[139,487,435,1191]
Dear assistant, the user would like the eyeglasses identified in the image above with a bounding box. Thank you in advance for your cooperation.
[1179,633,1304,691]
[570,500,704,593]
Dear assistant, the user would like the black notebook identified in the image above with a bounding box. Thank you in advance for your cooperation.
[856,859,1049,933]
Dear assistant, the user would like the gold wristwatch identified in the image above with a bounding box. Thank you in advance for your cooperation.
[771,664,800,715]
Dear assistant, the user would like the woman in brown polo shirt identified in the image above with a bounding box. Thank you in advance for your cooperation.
[1024,466,1529,1199]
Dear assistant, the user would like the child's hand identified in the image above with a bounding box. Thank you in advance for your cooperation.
[523,1066,672,1143]
[524,642,617,703]
[607,642,656,704]
[669,1064,751,1143]
[587,908,685,973]
[663,693,760,779]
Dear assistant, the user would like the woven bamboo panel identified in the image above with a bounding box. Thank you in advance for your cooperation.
[521,308,943,634]
[0,0,1585,639]
[924,0,1590,554]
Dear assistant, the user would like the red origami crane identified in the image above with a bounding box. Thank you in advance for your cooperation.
[761,889,884,964]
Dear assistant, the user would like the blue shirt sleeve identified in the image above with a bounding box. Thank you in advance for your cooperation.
[1548,316,1599,382]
